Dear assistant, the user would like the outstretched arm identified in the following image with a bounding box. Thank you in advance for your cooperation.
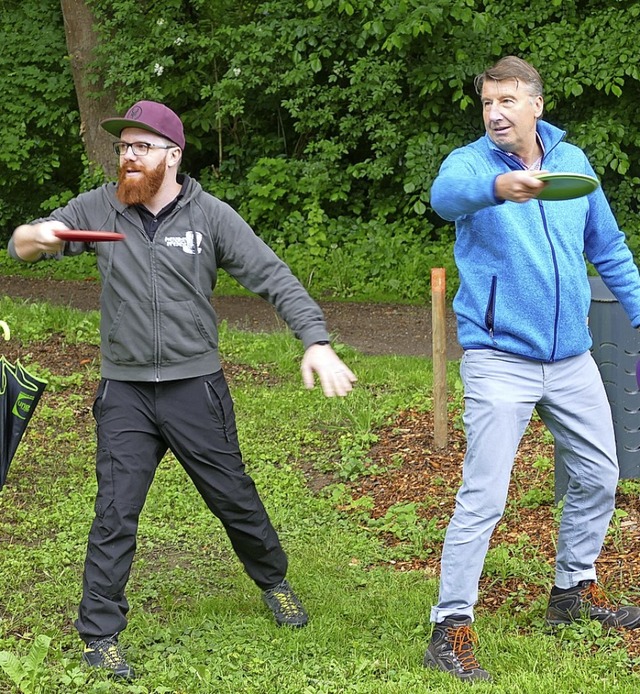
[11,221,68,262]
[430,144,548,221]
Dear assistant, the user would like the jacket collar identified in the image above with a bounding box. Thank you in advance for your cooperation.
[483,119,566,158]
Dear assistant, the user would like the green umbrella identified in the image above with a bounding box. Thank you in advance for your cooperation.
[0,350,47,491]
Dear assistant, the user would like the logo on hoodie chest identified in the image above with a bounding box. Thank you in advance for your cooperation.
[165,231,203,254]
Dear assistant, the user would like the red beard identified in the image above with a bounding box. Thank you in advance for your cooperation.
[116,159,166,205]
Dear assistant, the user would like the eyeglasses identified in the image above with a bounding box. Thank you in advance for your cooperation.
[113,141,177,156]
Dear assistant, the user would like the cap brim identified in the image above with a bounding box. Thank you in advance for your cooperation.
[100,118,181,147]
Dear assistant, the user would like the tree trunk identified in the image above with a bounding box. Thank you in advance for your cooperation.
[60,0,118,179]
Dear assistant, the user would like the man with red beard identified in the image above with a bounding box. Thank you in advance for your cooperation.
[116,140,169,205]
[9,100,357,680]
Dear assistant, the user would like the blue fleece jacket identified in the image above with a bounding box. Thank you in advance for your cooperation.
[430,120,640,362]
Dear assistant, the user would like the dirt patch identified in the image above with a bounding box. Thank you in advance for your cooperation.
[0,276,462,359]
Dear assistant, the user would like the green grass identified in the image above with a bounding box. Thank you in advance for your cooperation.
[0,249,101,283]
[0,297,639,693]
[0,250,427,304]
[0,250,250,298]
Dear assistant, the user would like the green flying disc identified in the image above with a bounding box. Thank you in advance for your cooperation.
[533,172,600,201]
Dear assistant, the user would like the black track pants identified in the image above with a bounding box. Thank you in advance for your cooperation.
[75,371,288,642]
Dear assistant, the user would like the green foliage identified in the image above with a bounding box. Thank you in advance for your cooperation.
[0,0,85,235]
[4,0,640,302]
[0,635,52,694]
[484,537,552,584]
[0,249,100,282]
[335,431,379,480]
[0,295,100,344]
[367,502,446,559]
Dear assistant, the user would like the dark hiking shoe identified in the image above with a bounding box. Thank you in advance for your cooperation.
[82,635,136,679]
[546,580,640,629]
[262,579,309,627]
[423,615,492,682]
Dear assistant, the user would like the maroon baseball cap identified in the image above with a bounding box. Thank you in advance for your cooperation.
[101,100,185,150]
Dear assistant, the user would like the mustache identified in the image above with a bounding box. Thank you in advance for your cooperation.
[119,163,145,173]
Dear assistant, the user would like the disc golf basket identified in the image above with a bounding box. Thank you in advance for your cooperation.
[555,277,640,500]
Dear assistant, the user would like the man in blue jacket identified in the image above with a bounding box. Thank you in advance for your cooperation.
[425,56,640,682]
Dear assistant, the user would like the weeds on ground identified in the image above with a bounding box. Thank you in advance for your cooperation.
[0,297,639,693]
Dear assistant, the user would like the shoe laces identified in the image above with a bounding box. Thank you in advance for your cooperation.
[87,638,127,668]
[268,587,300,616]
[447,625,482,672]
[581,582,616,612]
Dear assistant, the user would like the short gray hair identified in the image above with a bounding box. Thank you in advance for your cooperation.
[474,56,544,98]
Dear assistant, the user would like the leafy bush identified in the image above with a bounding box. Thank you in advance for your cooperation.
[3,0,640,302]
[0,0,84,234]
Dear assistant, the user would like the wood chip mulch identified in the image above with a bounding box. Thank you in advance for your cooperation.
[345,407,640,662]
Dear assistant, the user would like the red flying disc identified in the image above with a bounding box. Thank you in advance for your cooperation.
[54,230,126,242]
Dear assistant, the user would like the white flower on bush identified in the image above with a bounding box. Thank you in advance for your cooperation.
[175,37,184,45]
[233,67,241,77]
[157,18,165,26]
[154,63,164,76]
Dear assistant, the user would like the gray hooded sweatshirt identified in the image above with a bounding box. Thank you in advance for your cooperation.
[9,175,330,381]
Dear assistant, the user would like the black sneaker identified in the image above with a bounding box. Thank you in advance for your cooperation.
[262,579,308,627]
[545,580,640,628]
[82,635,135,679]
[423,615,492,682]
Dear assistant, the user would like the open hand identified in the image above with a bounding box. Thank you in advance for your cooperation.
[301,343,357,397]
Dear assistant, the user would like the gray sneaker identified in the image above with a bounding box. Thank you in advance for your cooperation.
[545,580,640,628]
[262,579,309,627]
[424,615,491,682]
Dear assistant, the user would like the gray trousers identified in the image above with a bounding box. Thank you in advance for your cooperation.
[431,349,619,623]
[75,371,287,642]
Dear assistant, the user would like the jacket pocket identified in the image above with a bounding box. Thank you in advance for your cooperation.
[484,276,498,338]
[159,300,215,363]
[106,301,155,364]
[203,373,237,443]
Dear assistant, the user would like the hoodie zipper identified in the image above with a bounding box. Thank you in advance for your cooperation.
[150,243,162,381]
[149,201,188,381]
[120,209,162,380]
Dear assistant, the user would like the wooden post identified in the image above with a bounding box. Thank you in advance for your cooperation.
[431,268,448,449]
